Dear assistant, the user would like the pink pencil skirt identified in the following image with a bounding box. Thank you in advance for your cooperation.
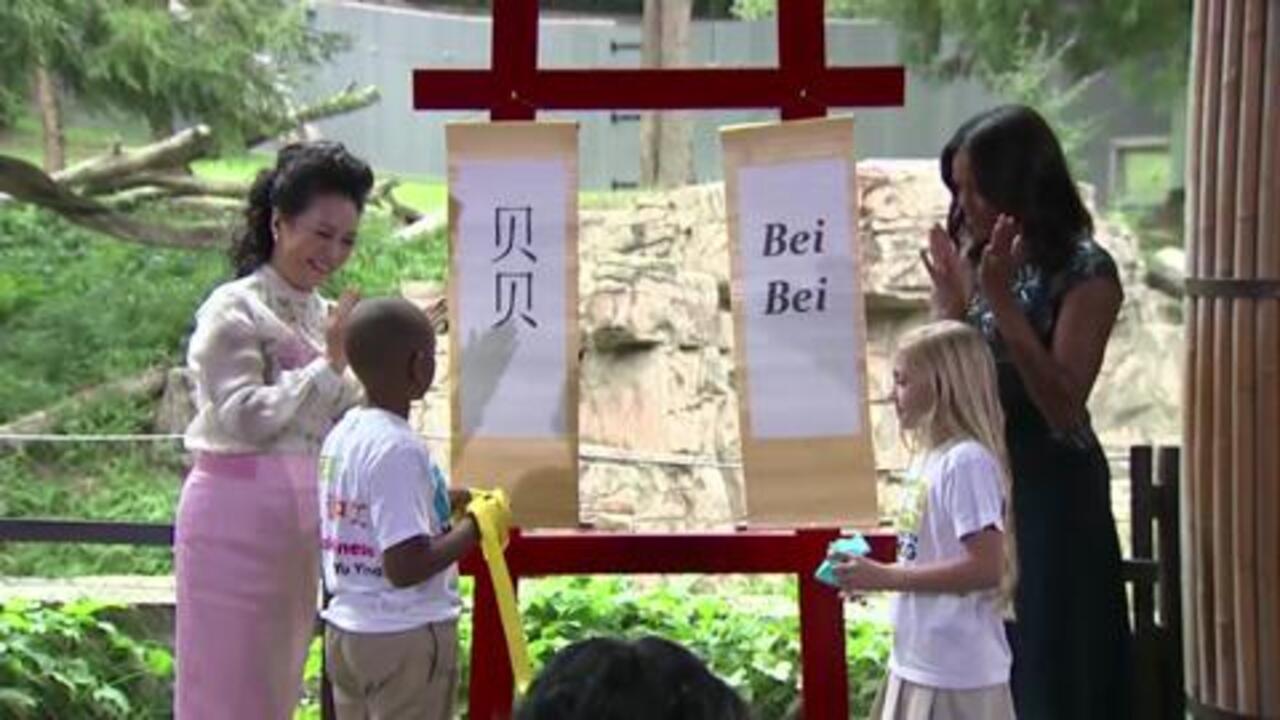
[175,452,320,719]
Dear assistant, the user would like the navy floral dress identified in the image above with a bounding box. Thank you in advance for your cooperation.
[966,238,1132,719]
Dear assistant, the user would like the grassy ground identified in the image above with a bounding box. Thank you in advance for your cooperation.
[0,199,450,569]
[0,110,649,578]
[0,110,151,167]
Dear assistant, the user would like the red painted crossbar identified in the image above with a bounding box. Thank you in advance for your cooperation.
[459,528,897,719]
[412,0,905,121]
[413,67,906,114]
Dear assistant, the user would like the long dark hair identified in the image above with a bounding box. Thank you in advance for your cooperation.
[230,141,375,277]
[940,105,1092,272]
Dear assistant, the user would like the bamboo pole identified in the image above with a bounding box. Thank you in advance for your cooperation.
[1183,0,1209,698]
[1230,1,1266,711]
[1195,0,1226,703]
[1211,0,1244,705]
[1255,2,1280,715]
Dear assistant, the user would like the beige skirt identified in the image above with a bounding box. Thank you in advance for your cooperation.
[869,673,1016,720]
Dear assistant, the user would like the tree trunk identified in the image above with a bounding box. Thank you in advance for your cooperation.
[33,65,66,173]
[639,0,694,188]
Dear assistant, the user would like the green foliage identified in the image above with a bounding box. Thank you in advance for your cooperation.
[729,0,1108,172]
[519,577,806,712]
[0,206,227,422]
[1114,148,1173,209]
[0,210,192,562]
[388,180,448,218]
[0,1,85,129]
[0,599,172,718]
[731,0,886,20]
[326,216,448,295]
[872,0,1190,107]
[488,577,888,719]
[0,392,183,577]
[730,0,776,20]
[2,579,887,719]
[732,0,1189,113]
[0,202,446,577]
[979,22,1099,173]
[189,153,276,184]
[0,204,448,424]
[0,108,150,167]
[0,0,347,144]
[298,577,891,720]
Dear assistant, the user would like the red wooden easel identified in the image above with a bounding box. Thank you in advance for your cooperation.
[412,3,906,717]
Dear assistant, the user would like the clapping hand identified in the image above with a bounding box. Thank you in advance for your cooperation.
[977,214,1023,303]
[920,224,974,319]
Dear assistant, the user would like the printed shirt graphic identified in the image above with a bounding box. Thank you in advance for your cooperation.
[319,407,460,633]
[895,460,927,564]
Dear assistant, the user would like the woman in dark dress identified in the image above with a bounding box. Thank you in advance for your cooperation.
[922,104,1132,719]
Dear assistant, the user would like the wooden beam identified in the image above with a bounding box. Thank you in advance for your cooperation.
[413,67,906,113]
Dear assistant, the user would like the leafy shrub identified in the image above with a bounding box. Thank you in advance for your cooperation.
[0,599,172,719]
[297,577,892,719]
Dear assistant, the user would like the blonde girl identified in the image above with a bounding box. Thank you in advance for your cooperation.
[835,320,1016,720]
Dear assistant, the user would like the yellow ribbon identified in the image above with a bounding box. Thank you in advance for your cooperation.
[463,489,533,693]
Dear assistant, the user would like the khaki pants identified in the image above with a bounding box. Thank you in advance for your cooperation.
[325,621,459,720]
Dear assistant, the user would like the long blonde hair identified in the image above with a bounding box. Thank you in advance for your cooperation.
[896,320,1017,610]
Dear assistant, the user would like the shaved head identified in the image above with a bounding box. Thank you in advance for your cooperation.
[344,297,436,392]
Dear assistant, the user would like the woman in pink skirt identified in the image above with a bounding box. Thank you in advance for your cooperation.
[177,141,372,718]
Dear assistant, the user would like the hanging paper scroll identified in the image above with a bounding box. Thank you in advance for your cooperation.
[721,117,878,527]
[447,122,580,527]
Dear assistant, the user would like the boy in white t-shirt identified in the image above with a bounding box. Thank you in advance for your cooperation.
[319,297,508,719]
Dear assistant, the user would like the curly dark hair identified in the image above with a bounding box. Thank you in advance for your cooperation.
[230,141,375,277]
[516,636,752,720]
[940,105,1093,273]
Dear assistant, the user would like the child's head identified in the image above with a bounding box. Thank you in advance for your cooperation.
[891,320,1004,454]
[345,297,437,402]
[515,636,750,720]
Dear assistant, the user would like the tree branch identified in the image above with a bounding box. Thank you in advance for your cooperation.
[0,155,226,249]
[370,178,424,225]
[53,125,216,192]
[89,172,249,199]
[0,368,169,443]
[245,84,381,147]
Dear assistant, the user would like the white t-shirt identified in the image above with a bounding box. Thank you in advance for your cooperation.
[889,439,1012,690]
[319,407,460,633]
